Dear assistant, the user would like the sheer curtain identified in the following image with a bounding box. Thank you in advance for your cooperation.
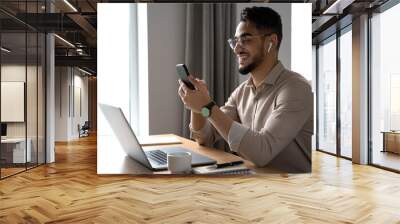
[181,3,238,150]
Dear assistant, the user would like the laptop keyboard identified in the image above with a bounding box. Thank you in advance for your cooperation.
[146,150,167,165]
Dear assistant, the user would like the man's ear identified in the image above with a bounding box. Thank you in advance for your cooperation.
[270,33,279,50]
[267,42,272,53]
[264,34,278,54]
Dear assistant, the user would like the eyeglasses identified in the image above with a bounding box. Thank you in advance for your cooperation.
[227,33,273,50]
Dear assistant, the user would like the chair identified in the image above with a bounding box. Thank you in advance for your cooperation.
[79,121,90,138]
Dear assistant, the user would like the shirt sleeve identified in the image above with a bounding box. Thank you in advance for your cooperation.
[189,121,215,147]
[228,121,249,152]
[230,80,313,167]
[190,87,241,147]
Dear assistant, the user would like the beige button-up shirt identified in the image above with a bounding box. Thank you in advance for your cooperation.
[191,61,313,173]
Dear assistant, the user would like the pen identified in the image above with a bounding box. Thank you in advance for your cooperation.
[216,160,244,168]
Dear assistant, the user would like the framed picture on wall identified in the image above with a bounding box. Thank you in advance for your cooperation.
[1,81,25,122]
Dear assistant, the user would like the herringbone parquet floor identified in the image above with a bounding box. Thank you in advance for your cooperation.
[1,135,400,223]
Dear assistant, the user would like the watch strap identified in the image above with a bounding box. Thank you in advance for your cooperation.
[204,100,216,110]
[202,100,216,118]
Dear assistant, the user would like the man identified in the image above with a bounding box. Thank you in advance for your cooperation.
[178,6,313,172]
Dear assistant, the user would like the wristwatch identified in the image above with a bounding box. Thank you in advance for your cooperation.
[201,101,216,118]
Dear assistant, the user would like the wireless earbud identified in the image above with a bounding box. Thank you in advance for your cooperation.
[267,42,272,53]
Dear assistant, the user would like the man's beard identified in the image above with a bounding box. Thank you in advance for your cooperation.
[239,62,257,75]
[238,53,264,75]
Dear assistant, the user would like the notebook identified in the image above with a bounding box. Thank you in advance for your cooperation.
[192,164,254,175]
[137,136,182,146]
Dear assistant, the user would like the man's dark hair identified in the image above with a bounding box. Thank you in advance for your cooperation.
[240,7,283,50]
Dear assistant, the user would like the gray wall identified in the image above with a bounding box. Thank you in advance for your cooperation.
[147,4,186,135]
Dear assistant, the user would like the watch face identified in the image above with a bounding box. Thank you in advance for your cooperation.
[201,107,210,117]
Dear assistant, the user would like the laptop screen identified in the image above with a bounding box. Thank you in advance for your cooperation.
[99,104,152,168]
[1,123,7,137]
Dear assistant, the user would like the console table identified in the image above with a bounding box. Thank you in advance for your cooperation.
[382,131,400,154]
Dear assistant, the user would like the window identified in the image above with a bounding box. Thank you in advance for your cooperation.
[98,3,149,137]
[316,24,353,159]
[370,3,400,171]
[339,28,352,158]
[0,1,46,179]
[317,36,337,154]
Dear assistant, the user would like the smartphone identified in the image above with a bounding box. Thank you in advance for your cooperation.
[176,64,195,90]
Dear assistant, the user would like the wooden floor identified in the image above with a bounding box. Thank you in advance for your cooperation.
[1,167,26,178]
[1,163,44,178]
[1,135,400,223]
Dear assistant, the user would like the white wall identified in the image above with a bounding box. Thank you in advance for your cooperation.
[1,65,39,137]
[73,74,89,137]
[147,4,186,135]
[55,67,89,141]
[1,64,46,163]
[55,67,69,141]
[291,3,312,81]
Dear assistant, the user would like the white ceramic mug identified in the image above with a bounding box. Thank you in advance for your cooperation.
[167,152,192,174]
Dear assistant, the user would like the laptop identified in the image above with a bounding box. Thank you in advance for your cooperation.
[100,104,216,171]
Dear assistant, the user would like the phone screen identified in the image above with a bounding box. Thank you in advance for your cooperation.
[176,64,195,90]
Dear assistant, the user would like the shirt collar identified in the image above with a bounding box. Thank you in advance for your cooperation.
[245,61,285,88]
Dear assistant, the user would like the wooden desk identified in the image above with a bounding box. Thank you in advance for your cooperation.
[97,134,279,175]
